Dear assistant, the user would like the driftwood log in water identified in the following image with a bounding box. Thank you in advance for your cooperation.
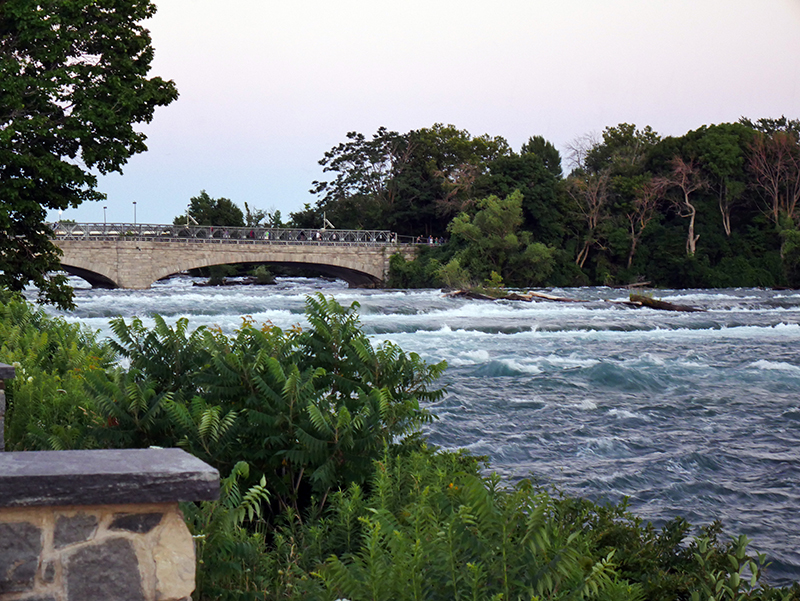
[446,289,704,312]
[445,289,580,303]
[445,289,498,301]
[628,294,705,312]
[526,291,582,302]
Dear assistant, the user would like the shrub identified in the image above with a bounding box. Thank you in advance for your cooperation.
[87,294,445,517]
[0,295,113,450]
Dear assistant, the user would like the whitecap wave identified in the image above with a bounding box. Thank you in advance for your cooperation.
[748,360,800,373]
[608,408,647,420]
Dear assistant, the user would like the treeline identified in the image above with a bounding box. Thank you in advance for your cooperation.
[3,291,798,600]
[294,118,800,288]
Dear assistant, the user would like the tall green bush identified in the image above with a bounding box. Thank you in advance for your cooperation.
[85,293,444,517]
[0,294,113,450]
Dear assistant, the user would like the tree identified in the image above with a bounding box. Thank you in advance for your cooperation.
[174,191,244,227]
[584,123,660,176]
[739,115,800,136]
[564,131,600,173]
[309,127,411,230]
[520,135,563,179]
[626,179,662,268]
[244,202,268,228]
[747,131,800,226]
[309,124,512,236]
[477,150,565,246]
[566,171,611,268]
[447,190,555,286]
[689,123,753,236]
[0,0,178,308]
[400,124,510,229]
[656,157,708,256]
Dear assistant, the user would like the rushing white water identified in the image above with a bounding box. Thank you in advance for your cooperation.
[45,277,800,585]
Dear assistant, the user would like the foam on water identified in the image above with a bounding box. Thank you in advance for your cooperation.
[608,408,647,420]
[748,360,800,373]
[448,349,492,366]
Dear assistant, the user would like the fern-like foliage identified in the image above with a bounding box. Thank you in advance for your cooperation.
[182,461,270,600]
[83,367,176,449]
[108,314,211,400]
[310,448,631,601]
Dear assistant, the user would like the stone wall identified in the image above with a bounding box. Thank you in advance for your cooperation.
[0,503,194,601]
[0,448,219,601]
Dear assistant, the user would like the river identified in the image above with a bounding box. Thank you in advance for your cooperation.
[46,276,800,585]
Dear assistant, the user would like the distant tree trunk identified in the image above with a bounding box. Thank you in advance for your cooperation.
[684,197,699,256]
[433,162,481,218]
[656,157,708,257]
[567,172,610,268]
[626,180,662,268]
[718,184,732,237]
[748,132,800,225]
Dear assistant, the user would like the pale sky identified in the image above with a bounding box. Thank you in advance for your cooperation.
[56,0,800,225]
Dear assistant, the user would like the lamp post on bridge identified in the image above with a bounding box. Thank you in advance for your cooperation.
[133,201,137,225]
[103,206,107,226]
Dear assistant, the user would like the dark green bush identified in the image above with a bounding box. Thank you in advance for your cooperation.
[0,294,113,450]
[86,293,443,517]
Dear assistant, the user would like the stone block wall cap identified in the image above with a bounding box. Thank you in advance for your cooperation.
[0,448,219,507]
[0,362,15,379]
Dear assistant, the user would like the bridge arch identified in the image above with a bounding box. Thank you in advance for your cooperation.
[58,264,119,288]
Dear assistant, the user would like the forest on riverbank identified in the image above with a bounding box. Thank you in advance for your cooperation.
[288,118,800,290]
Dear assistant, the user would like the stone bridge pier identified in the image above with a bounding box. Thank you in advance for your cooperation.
[55,239,417,289]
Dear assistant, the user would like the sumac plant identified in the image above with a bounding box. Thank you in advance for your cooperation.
[86,293,444,515]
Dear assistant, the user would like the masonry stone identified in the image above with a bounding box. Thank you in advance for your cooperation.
[0,521,42,593]
[42,559,55,583]
[0,448,219,507]
[54,513,98,548]
[110,513,163,534]
[66,537,145,601]
[152,512,195,601]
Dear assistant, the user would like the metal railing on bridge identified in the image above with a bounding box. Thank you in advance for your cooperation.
[51,223,418,245]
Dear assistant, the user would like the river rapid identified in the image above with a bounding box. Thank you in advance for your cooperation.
[47,277,800,585]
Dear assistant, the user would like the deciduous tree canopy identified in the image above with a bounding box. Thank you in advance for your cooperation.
[0,0,177,307]
[174,191,245,228]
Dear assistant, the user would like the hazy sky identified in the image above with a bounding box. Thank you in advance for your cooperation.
[57,0,800,225]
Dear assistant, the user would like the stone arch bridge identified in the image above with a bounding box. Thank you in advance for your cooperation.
[53,223,419,289]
